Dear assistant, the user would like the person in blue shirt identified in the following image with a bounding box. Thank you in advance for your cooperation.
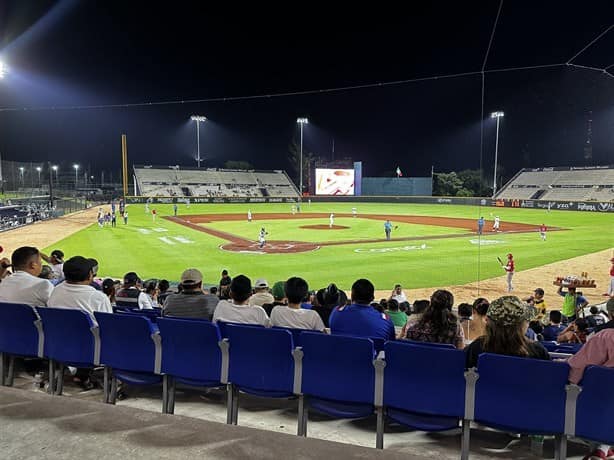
[542,310,566,341]
[384,220,393,240]
[477,216,484,235]
[329,278,395,341]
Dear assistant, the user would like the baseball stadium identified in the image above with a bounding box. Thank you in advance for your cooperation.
[1,3,614,460]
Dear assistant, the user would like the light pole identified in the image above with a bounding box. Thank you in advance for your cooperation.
[36,166,42,187]
[73,164,79,188]
[490,111,504,197]
[190,115,207,168]
[296,118,309,195]
[52,165,58,184]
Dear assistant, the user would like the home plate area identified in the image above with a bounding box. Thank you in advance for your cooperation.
[220,240,320,254]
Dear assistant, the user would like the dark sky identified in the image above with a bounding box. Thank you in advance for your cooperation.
[0,1,613,183]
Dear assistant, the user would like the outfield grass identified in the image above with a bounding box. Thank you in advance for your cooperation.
[45,202,613,290]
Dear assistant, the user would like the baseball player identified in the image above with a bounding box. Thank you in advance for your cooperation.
[247,209,252,222]
[352,207,357,218]
[384,220,393,240]
[152,209,157,222]
[492,215,501,232]
[607,257,614,298]
[502,253,515,292]
[539,223,547,241]
[329,213,335,228]
[258,228,268,248]
[477,216,484,235]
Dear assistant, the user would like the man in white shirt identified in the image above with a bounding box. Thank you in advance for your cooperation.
[48,256,112,317]
[390,284,408,304]
[115,272,153,309]
[270,277,325,331]
[249,278,274,307]
[213,275,269,326]
[0,246,53,306]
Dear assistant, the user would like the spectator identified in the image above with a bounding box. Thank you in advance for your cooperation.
[157,279,172,305]
[593,298,614,334]
[163,268,218,320]
[586,306,608,328]
[88,258,102,291]
[557,285,588,322]
[532,288,548,323]
[390,284,408,304]
[312,283,348,328]
[399,301,410,316]
[465,295,550,368]
[542,310,566,341]
[209,286,218,296]
[41,249,65,282]
[407,300,429,326]
[385,299,407,336]
[262,281,287,316]
[102,278,116,307]
[143,281,160,308]
[219,269,232,296]
[406,290,464,349]
[48,256,113,317]
[528,321,544,341]
[115,272,153,309]
[557,318,589,344]
[0,246,53,306]
[567,328,614,460]
[212,275,268,326]
[249,278,274,307]
[39,265,53,280]
[270,277,325,331]
[458,302,473,340]
[466,298,489,341]
[329,278,395,341]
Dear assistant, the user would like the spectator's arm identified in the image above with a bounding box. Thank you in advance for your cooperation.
[568,333,608,384]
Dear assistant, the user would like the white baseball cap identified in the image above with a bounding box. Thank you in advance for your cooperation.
[255,278,269,288]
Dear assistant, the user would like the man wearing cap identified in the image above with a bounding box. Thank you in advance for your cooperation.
[329,278,395,341]
[262,281,287,316]
[115,272,154,309]
[212,275,269,326]
[557,285,588,322]
[502,253,514,292]
[42,249,65,282]
[162,268,218,320]
[48,256,112,317]
[0,246,53,306]
[249,278,274,307]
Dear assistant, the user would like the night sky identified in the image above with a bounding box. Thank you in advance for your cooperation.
[0,1,613,182]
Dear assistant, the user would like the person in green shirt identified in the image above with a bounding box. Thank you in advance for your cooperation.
[385,299,408,332]
[558,285,588,321]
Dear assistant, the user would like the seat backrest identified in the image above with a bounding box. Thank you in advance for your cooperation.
[384,341,465,417]
[404,339,455,349]
[475,353,569,433]
[271,327,322,346]
[157,317,222,382]
[36,307,96,365]
[217,320,264,339]
[575,365,614,445]
[0,302,42,357]
[94,311,158,373]
[540,341,558,351]
[300,332,375,404]
[226,324,294,394]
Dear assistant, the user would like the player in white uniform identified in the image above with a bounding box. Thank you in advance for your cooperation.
[492,216,501,232]
[352,207,357,218]
[247,210,252,222]
[258,228,268,248]
[329,213,335,228]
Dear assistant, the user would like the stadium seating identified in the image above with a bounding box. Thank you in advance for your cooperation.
[36,307,100,395]
[133,167,299,198]
[575,365,614,447]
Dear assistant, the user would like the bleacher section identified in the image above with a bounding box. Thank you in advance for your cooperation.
[497,166,614,202]
[133,167,299,198]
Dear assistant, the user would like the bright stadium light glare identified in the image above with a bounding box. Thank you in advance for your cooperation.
[296,117,309,196]
[296,117,309,124]
[0,61,7,79]
[190,115,207,168]
[490,111,504,118]
[190,115,207,122]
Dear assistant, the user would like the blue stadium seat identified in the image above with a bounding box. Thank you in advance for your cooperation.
[216,320,264,339]
[36,307,101,395]
[404,339,455,349]
[464,353,579,460]
[575,365,614,446]
[225,324,295,426]
[271,326,322,346]
[381,341,467,450]
[296,332,382,446]
[157,317,226,414]
[115,307,161,323]
[94,311,162,404]
[0,302,44,386]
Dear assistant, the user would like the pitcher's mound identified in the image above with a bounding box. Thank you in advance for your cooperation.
[300,224,349,230]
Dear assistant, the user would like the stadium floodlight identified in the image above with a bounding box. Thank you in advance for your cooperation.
[36,166,42,185]
[51,165,59,183]
[73,164,79,188]
[490,111,504,197]
[296,118,309,195]
[0,61,7,79]
[190,115,207,168]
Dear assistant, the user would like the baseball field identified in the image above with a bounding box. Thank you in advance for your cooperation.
[20,201,611,303]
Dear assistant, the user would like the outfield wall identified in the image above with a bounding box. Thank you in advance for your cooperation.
[361,177,432,196]
[124,195,614,212]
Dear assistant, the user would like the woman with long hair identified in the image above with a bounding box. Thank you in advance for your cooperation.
[405,289,465,349]
[465,295,550,368]
[464,297,489,341]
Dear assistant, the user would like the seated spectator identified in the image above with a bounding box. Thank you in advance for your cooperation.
[157,279,172,305]
[143,281,160,308]
[389,284,408,304]
[465,295,550,368]
[312,283,347,328]
[249,278,274,307]
[48,256,112,317]
[163,268,218,320]
[88,259,102,291]
[41,249,64,282]
[528,320,544,341]
[212,275,269,326]
[586,306,608,328]
[102,278,117,307]
[400,299,430,337]
[465,298,489,341]
[399,301,410,316]
[385,299,407,337]
[329,278,395,341]
[262,281,287,316]
[568,328,614,460]
[209,286,218,296]
[115,272,153,309]
[458,302,473,340]
[270,277,325,331]
[557,318,588,344]
[593,298,614,334]
[39,265,54,281]
[0,246,53,306]
[406,290,464,349]
[542,310,566,341]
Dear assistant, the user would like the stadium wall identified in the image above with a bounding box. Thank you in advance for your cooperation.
[124,195,614,212]
[360,177,432,196]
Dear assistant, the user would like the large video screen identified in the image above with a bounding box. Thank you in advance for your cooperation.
[315,168,355,195]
